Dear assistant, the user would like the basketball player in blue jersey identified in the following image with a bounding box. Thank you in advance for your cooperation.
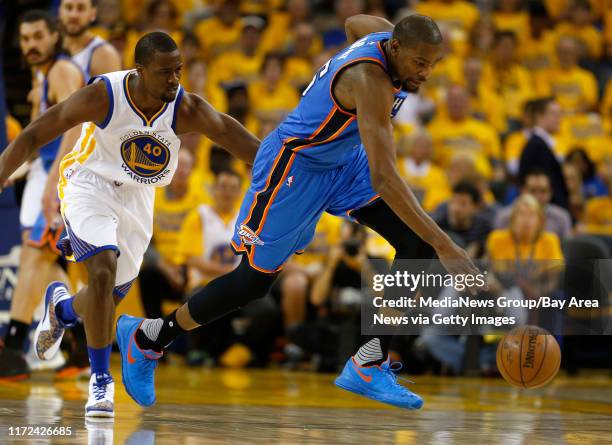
[0,32,260,417]
[116,14,480,410]
[0,10,84,380]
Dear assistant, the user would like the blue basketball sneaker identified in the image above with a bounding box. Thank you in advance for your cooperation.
[334,357,423,409]
[116,315,162,407]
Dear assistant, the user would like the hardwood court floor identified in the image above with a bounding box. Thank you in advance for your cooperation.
[0,355,611,444]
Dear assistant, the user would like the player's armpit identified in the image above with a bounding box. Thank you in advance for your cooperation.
[176,92,260,165]
[0,82,109,185]
[345,14,393,43]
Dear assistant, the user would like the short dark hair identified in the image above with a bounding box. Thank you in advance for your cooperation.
[393,14,442,46]
[134,31,178,66]
[521,167,551,187]
[19,10,60,33]
[453,181,481,205]
[530,97,555,119]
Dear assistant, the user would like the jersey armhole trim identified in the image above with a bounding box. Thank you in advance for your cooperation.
[88,75,114,129]
[171,86,185,131]
[329,58,387,115]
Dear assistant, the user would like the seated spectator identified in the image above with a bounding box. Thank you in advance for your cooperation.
[536,36,598,113]
[493,0,530,45]
[518,97,568,209]
[462,56,506,134]
[554,0,603,59]
[559,114,612,166]
[566,148,608,198]
[194,0,242,62]
[519,2,556,76]
[396,130,451,212]
[249,53,300,124]
[580,159,612,235]
[428,84,502,180]
[260,0,323,56]
[123,0,183,68]
[208,16,265,88]
[481,31,534,129]
[284,22,317,90]
[139,150,203,321]
[504,99,536,176]
[495,168,572,240]
[432,182,493,258]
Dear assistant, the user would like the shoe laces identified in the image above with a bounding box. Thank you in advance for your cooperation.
[93,374,113,401]
[383,362,415,390]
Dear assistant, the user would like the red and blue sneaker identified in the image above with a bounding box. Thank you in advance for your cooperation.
[116,315,162,407]
[334,357,423,410]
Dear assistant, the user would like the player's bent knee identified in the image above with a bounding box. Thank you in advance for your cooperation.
[84,250,117,297]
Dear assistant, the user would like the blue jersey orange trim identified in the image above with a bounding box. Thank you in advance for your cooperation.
[329,57,386,115]
[123,71,169,127]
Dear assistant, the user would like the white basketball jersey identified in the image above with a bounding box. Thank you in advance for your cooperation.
[62,70,183,189]
[198,204,239,262]
[71,36,107,82]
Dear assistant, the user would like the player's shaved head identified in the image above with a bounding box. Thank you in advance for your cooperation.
[392,14,443,47]
[135,31,179,66]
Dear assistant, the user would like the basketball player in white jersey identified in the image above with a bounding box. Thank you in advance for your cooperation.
[47,0,123,380]
[0,31,260,417]
[0,10,84,380]
[59,0,122,82]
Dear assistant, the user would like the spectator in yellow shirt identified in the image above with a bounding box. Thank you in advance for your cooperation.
[422,27,463,104]
[554,0,603,59]
[139,150,203,320]
[462,57,507,134]
[520,2,557,76]
[194,0,243,61]
[482,31,534,125]
[415,0,480,56]
[208,16,265,89]
[249,53,300,125]
[537,36,599,113]
[429,85,502,179]
[486,194,564,291]
[396,130,451,212]
[284,22,317,90]
[123,0,183,68]
[260,0,323,57]
[493,0,531,45]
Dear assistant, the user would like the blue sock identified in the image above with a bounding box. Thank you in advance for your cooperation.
[57,297,78,325]
[88,345,112,376]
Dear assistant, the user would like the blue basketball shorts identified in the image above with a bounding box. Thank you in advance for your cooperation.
[231,130,380,273]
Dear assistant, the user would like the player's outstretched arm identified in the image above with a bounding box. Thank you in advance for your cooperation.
[0,81,109,190]
[345,14,394,43]
[176,92,260,165]
[351,64,479,277]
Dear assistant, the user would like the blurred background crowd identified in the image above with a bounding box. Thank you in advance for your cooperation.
[2,0,611,376]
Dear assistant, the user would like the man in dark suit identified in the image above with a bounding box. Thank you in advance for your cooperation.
[518,98,568,209]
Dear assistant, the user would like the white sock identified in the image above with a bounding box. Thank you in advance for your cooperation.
[140,318,163,341]
[353,338,383,366]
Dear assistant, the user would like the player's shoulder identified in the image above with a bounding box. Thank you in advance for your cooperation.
[49,56,83,80]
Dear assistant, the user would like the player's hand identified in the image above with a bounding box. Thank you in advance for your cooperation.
[435,241,482,295]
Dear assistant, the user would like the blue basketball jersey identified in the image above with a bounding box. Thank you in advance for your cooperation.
[277,32,404,170]
[39,55,84,171]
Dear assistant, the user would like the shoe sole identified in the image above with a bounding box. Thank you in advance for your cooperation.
[85,409,115,418]
[116,315,154,407]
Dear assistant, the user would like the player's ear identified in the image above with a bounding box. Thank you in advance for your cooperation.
[389,38,401,56]
[135,63,145,77]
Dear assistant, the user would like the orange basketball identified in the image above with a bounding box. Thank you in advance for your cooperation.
[496,325,561,389]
